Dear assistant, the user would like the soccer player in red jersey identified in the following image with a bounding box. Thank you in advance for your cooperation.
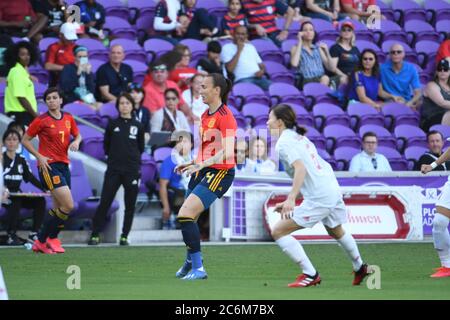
[175,73,237,280]
[22,87,82,254]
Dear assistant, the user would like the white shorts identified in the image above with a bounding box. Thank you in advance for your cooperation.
[436,181,450,210]
[292,198,347,229]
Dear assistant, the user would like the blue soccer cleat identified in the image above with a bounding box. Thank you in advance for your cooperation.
[175,260,192,278]
[182,269,208,280]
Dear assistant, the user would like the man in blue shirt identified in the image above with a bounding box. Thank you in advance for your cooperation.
[380,43,422,109]
[349,132,392,172]
[159,132,192,230]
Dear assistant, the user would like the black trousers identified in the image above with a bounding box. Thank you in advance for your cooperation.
[185,8,217,40]
[91,170,140,237]
[3,196,46,234]
[6,112,35,127]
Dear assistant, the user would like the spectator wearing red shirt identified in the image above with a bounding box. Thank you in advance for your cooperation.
[169,44,205,92]
[241,0,295,48]
[436,35,450,64]
[45,22,78,87]
[0,0,47,43]
[143,62,195,123]
[340,0,380,21]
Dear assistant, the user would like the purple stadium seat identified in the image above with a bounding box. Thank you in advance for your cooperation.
[96,0,129,20]
[153,147,172,163]
[381,102,420,129]
[179,39,207,62]
[429,125,450,139]
[104,17,137,40]
[304,126,327,150]
[394,124,427,152]
[377,146,408,170]
[381,40,418,64]
[311,19,338,41]
[264,61,295,85]
[333,146,360,171]
[111,39,147,63]
[347,102,384,130]
[404,146,428,170]
[377,1,395,22]
[123,59,147,83]
[323,124,360,153]
[375,20,408,46]
[424,0,450,23]
[434,5,450,25]
[359,124,397,149]
[268,83,305,106]
[34,82,47,100]
[415,40,440,68]
[143,38,174,63]
[99,102,119,128]
[76,38,109,61]
[201,0,228,17]
[29,65,49,84]
[140,153,157,193]
[134,14,155,44]
[391,0,427,25]
[39,37,58,54]
[63,102,103,127]
[37,102,47,115]
[230,83,270,109]
[303,82,336,109]
[242,103,270,126]
[287,103,314,128]
[281,39,297,66]
[404,20,440,45]
[276,17,301,39]
[317,148,337,170]
[70,159,119,219]
[312,103,350,131]
[78,125,105,160]
[250,39,284,64]
[88,59,105,73]
[128,0,157,22]
[436,21,450,40]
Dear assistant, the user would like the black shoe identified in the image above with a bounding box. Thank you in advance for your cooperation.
[88,236,100,245]
[6,233,23,246]
[119,236,129,246]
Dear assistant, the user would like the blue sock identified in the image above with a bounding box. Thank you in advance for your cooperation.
[178,217,202,268]
[191,251,203,270]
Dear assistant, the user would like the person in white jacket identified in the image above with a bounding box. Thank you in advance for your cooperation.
[153,0,186,44]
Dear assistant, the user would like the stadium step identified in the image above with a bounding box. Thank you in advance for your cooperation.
[132,215,162,230]
[128,230,183,243]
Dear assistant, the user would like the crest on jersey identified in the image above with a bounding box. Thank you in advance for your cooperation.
[130,126,138,136]
[18,164,23,174]
[65,121,71,129]
[208,119,216,128]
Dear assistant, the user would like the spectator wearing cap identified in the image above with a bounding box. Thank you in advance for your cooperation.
[221,25,271,90]
[45,22,78,87]
[414,131,450,171]
[59,46,100,110]
[4,41,39,126]
[241,0,295,48]
[436,34,450,64]
[143,62,194,122]
[197,41,223,74]
[128,83,151,145]
[304,0,347,22]
[380,43,422,110]
[75,0,107,40]
[96,45,133,103]
[221,0,248,37]
[349,132,392,172]
[421,59,450,132]
[150,88,191,134]
[0,0,46,43]
[290,21,335,87]
[330,21,360,85]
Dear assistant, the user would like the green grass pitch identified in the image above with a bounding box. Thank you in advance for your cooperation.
[1,243,449,300]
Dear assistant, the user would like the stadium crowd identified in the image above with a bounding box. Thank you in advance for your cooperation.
[0,0,449,243]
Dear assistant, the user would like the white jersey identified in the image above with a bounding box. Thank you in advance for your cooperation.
[276,129,342,206]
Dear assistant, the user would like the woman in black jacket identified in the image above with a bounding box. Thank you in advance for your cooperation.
[88,93,145,246]
[2,129,46,245]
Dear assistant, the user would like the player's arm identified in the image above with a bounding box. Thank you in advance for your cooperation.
[421,148,450,174]
[22,133,52,172]
[275,160,306,219]
[69,117,82,152]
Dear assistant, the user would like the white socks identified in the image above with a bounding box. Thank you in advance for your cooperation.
[337,232,363,271]
[276,235,316,276]
[432,213,450,268]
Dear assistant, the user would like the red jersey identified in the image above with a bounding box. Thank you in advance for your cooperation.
[197,104,237,170]
[45,42,76,66]
[26,112,80,165]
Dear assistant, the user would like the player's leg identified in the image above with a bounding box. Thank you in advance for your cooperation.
[271,218,321,287]
[119,173,140,245]
[431,205,450,278]
[89,171,122,244]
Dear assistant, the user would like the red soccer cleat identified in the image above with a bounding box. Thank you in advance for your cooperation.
[32,240,55,254]
[430,267,450,278]
[288,273,321,288]
[353,263,369,285]
[46,238,65,253]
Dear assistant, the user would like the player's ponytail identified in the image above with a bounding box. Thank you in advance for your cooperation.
[271,104,307,136]
[208,73,232,103]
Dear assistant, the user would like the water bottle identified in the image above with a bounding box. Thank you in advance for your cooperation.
[357,0,363,12]
[23,16,31,34]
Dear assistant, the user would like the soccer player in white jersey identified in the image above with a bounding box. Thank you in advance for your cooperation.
[421,142,450,278]
[267,104,369,287]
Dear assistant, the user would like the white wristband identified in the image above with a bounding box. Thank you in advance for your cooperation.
[431,162,437,169]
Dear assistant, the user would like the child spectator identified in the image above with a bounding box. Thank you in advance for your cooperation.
[221,0,248,37]
[197,41,223,74]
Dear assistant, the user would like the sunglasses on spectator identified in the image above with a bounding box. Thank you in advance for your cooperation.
[128,83,142,90]
[152,65,167,71]
[437,67,450,72]
[341,27,353,32]
[390,50,403,55]
[165,96,178,101]
[363,57,375,61]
